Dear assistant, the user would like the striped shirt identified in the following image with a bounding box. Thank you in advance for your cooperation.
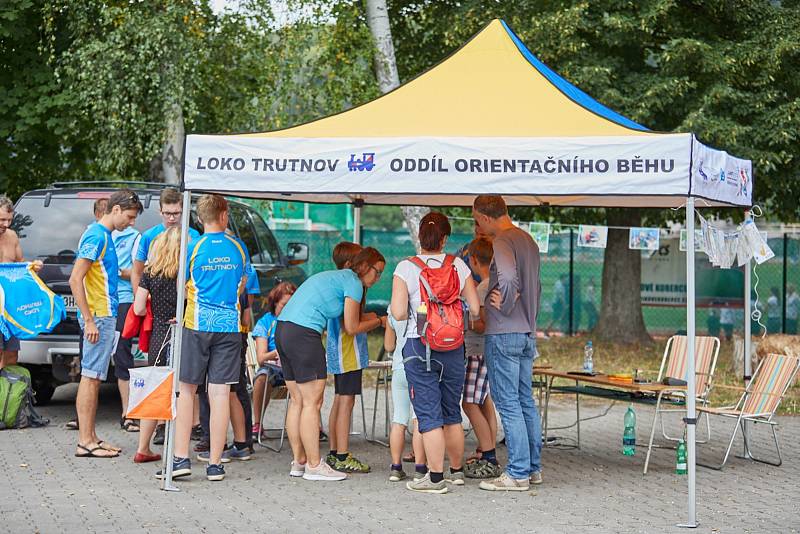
[77,223,118,318]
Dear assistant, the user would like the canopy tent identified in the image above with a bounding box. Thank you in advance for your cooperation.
[171,19,755,527]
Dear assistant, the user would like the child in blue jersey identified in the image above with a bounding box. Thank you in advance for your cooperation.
[69,190,143,459]
[325,242,372,474]
[131,187,199,291]
[275,247,387,482]
[251,282,296,438]
[157,194,246,483]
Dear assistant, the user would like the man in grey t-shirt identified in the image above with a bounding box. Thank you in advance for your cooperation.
[472,195,542,492]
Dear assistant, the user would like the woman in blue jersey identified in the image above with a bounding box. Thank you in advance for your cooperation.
[275,247,387,482]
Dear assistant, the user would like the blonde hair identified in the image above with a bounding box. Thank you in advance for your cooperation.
[197,194,227,225]
[145,226,181,279]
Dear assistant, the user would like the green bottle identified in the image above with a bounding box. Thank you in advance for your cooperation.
[622,405,636,456]
[676,439,687,475]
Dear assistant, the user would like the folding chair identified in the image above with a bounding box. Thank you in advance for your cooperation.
[697,352,800,470]
[257,383,290,453]
[643,335,720,474]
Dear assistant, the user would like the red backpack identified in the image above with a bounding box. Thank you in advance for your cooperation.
[409,255,465,354]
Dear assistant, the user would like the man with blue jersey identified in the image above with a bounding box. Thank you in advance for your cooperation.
[131,188,199,291]
[112,219,140,433]
[69,190,143,458]
[158,194,246,482]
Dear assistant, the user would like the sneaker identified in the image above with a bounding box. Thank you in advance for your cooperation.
[389,468,407,482]
[445,469,465,485]
[193,440,209,453]
[152,425,165,445]
[289,461,306,477]
[325,453,338,468]
[334,453,371,474]
[479,472,530,492]
[251,423,261,440]
[226,446,251,461]
[406,473,448,494]
[302,460,347,481]
[206,464,225,481]
[413,469,428,481]
[529,471,543,485]
[318,430,328,442]
[190,424,204,442]
[196,450,231,464]
[465,459,503,479]
[155,457,191,479]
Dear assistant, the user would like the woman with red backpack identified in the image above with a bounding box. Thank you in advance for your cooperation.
[390,212,480,494]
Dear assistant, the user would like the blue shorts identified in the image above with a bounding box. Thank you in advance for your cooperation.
[403,337,465,433]
[78,315,117,381]
[255,363,285,387]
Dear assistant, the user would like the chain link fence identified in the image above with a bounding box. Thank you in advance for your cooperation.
[273,228,799,338]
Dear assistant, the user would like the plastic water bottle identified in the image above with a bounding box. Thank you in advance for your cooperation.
[622,405,636,456]
[583,341,594,373]
[676,439,687,475]
[416,302,428,334]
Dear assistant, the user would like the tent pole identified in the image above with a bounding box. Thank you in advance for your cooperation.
[161,190,191,492]
[353,204,362,245]
[742,210,752,450]
[680,197,698,528]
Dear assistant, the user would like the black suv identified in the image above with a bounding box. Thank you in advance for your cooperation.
[12,182,308,404]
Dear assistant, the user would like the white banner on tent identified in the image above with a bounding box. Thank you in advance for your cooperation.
[185,134,693,198]
[690,137,753,207]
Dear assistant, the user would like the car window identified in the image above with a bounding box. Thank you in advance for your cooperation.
[229,204,261,263]
[249,208,280,264]
[12,195,162,264]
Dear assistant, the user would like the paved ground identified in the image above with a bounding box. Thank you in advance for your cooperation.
[2,378,798,534]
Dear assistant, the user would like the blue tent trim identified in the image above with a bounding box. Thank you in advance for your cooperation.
[500,20,649,132]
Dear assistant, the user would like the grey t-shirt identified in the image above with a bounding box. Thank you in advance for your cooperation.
[464,279,490,356]
[485,226,541,335]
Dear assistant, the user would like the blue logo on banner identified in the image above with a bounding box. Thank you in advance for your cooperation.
[133,378,146,388]
[348,153,375,171]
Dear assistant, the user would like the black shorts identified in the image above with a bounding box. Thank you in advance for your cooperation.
[179,329,242,385]
[113,303,134,380]
[274,321,326,384]
[334,369,363,395]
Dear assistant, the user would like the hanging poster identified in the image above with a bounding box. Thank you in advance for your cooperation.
[679,229,705,252]
[577,225,608,249]
[629,228,660,251]
[529,222,550,253]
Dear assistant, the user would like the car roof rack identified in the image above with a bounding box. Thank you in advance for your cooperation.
[48,181,173,190]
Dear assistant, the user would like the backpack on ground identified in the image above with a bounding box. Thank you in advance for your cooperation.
[0,364,49,430]
[408,255,464,369]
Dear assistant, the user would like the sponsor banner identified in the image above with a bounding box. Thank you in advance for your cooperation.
[691,136,753,207]
[185,134,693,199]
[641,238,744,307]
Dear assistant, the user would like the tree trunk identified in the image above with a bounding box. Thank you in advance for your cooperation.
[365,0,429,251]
[594,208,652,345]
[161,103,184,186]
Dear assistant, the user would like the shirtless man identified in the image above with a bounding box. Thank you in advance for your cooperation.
[0,195,42,368]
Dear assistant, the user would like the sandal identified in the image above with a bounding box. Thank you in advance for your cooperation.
[120,417,140,433]
[75,444,119,458]
[66,419,79,430]
[97,440,122,453]
[466,448,483,464]
[402,453,415,464]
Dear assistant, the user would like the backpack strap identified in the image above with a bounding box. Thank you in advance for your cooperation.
[442,254,456,269]
[407,256,427,270]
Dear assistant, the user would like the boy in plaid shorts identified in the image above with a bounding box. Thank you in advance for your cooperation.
[462,237,501,479]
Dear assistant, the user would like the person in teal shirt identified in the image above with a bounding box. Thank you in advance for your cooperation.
[275,247,387,482]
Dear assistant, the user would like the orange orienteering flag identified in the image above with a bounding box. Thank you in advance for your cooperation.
[126,366,175,420]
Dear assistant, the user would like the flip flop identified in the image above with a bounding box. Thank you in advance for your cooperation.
[65,419,79,430]
[75,444,119,458]
[120,418,140,433]
[97,440,122,453]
